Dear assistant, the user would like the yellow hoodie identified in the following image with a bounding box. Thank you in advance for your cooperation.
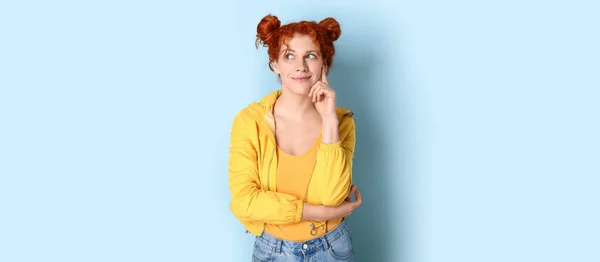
[228,90,356,236]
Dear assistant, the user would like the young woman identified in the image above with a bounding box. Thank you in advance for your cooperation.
[228,14,362,262]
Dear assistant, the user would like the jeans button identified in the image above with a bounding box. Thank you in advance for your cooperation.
[303,243,308,249]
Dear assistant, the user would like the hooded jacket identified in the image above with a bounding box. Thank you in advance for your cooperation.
[228,90,355,236]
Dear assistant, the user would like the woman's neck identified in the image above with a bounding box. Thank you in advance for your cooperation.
[274,89,319,121]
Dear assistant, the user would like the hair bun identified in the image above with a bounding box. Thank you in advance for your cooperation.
[318,17,341,41]
[256,14,281,48]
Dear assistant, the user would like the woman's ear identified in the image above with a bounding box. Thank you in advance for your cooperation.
[272,61,280,74]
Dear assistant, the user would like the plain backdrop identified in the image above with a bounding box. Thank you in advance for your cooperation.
[1,0,598,261]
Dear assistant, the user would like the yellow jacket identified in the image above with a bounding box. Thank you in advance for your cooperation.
[228,90,356,236]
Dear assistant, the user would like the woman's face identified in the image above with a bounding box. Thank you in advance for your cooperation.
[273,33,325,96]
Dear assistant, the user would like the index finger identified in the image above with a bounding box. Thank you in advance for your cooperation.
[321,66,328,84]
[353,189,362,207]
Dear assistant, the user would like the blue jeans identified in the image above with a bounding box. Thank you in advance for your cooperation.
[252,220,355,262]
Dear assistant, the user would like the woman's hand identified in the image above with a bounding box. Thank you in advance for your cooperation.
[309,67,337,120]
[335,185,362,218]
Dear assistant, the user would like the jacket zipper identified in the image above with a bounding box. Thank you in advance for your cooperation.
[267,147,275,191]
[256,147,276,234]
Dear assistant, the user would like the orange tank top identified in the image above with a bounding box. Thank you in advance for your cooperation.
[264,134,343,241]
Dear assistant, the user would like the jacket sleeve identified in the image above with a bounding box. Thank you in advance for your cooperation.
[228,111,304,224]
[311,115,356,206]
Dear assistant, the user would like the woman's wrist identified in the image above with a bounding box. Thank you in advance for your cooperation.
[321,116,339,126]
[321,117,340,144]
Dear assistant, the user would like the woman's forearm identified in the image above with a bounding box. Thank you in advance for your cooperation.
[302,199,358,222]
[301,203,333,221]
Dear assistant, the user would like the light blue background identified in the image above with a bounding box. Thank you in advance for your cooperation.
[1,0,598,261]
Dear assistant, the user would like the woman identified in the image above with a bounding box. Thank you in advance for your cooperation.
[228,14,362,262]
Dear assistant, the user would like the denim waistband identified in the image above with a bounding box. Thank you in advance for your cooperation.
[257,220,349,254]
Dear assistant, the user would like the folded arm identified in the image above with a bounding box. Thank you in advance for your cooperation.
[311,115,356,206]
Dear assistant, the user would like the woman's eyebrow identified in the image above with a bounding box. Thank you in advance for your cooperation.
[281,49,319,54]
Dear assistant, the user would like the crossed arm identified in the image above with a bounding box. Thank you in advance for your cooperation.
[228,113,361,225]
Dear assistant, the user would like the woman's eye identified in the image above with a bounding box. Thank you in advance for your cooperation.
[306,54,317,59]
[284,53,295,59]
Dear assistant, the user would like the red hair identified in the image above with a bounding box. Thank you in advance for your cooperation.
[255,14,342,72]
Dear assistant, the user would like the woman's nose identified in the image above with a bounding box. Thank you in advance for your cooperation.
[295,59,308,72]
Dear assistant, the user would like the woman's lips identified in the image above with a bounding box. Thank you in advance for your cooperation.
[292,76,311,82]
